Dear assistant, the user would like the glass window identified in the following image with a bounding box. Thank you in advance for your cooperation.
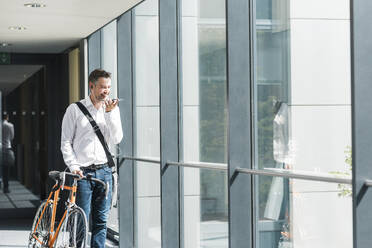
[133,0,161,247]
[181,0,227,247]
[257,176,352,248]
[253,0,352,247]
[101,20,118,99]
[101,20,119,234]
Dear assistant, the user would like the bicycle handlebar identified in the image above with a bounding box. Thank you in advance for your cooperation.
[48,171,109,198]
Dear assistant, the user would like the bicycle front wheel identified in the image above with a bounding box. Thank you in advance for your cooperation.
[28,200,53,248]
[54,206,88,248]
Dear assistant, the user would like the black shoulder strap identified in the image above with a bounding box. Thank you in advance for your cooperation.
[75,102,115,168]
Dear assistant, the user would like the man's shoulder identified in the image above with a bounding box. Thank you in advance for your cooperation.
[66,99,86,110]
[65,99,91,120]
[71,99,85,105]
[3,121,13,130]
[4,120,12,126]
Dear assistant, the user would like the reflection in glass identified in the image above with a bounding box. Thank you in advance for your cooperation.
[133,0,161,247]
[258,176,352,248]
[181,0,227,247]
[254,0,352,247]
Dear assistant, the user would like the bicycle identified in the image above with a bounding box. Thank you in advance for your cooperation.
[28,171,109,248]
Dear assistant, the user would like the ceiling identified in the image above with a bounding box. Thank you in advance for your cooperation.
[0,65,43,95]
[0,0,142,54]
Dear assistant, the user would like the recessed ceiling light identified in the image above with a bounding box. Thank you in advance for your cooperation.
[0,43,12,47]
[8,26,27,31]
[24,3,46,8]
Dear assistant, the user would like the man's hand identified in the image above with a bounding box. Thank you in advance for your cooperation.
[105,99,119,112]
[72,170,83,177]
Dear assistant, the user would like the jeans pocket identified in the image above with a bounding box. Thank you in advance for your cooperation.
[104,173,112,184]
[103,166,112,173]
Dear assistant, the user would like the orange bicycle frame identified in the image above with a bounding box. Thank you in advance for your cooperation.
[32,181,78,247]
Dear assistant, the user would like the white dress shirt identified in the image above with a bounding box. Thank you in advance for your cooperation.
[61,96,123,172]
[2,120,14,149]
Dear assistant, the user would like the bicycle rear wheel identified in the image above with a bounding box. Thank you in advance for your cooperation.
[54,206,88,248]
[28,200,53,247]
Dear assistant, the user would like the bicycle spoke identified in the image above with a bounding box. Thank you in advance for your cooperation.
[28,201,53,248]
[29,172,96,248]
[54,207,87,248]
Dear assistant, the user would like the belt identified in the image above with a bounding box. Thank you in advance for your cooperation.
[82,163,108,171]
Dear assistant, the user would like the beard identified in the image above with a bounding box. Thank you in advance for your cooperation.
[95,93,108,102]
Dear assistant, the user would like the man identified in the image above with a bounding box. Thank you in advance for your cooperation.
[61,69,123,247]
[2,113,14,194]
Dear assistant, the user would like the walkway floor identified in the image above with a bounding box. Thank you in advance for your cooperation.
[0,218,32,248]
[0,180,39,210]
[0,180,118,247]
[0,218,118,248]
[0,180,39,221]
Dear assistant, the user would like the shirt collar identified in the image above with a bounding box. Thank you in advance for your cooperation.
[85,95,94,107]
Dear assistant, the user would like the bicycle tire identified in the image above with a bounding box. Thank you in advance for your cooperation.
[54,206,88,248]
[28,200,53,248]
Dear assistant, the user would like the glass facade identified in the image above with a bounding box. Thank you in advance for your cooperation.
[86,0,358,247]
[253,0,352,247]
[181,0,227,247]
[100,20,119,235]
[257,176,352,248]
[101,20,118,99]
[133,0,161,247]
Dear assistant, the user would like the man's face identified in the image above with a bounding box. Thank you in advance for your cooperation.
[90,77,111,102]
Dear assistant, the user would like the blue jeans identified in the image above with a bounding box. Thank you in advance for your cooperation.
[76,166,112,248]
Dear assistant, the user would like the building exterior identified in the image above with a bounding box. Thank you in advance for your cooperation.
[83,0,368,247]
[2,0,372,247]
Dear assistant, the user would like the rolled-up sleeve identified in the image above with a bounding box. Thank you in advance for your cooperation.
[104,107,123,145]
[61,105,80,172]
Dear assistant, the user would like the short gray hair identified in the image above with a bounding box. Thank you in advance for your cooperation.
[88,69,111,85]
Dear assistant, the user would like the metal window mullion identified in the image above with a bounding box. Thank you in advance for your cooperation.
[177,0,184,246]
[131,9,139,247]
[87,30,101,74]
[351,0,372,247]
[117,11,135,248]
[159,0,180,247]
[227,0,254,247]
[99,28,103,70]
[79,39,88,99]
